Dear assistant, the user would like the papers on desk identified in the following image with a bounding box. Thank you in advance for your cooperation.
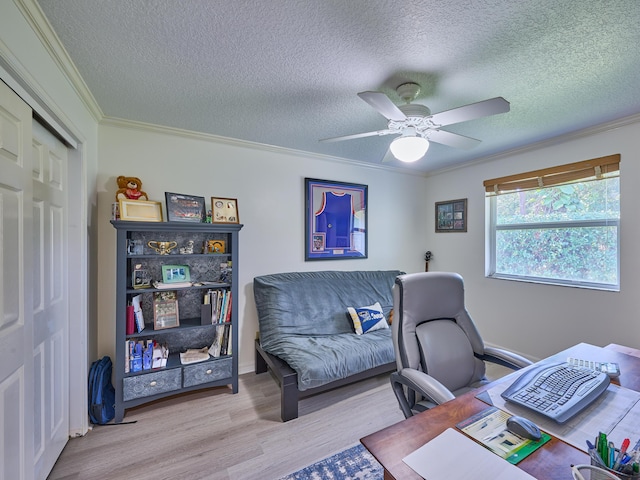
[403,428,536,480]
[486,381,640,453]
[456,406,551,464]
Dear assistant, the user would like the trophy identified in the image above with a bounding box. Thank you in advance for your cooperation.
[147,240,177,255]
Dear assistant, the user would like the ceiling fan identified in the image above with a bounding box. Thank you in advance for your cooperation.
[320,82,510,162]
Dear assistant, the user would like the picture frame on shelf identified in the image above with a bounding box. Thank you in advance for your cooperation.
[127,239,144,255]
[165,192,206,223]
[161,265,191,284]
[119,199,163,222]
[211,197,239,224]
[206,239,226,254]
[132,264,151,289]
[304,178,368,261]
[435,198,467,233]
[153,290,180,330]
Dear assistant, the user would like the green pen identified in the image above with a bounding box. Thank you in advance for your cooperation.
[634,462,639,474]
[599,433,608,464]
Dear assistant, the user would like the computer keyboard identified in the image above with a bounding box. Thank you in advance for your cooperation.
[501,361,610,423]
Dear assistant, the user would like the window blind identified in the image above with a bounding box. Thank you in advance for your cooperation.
[483,154,620,195]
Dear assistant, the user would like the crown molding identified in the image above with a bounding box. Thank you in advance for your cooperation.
[100,116,426,176]
[103,112,640,179]
[14,0,103,122]
[427,113,640,177]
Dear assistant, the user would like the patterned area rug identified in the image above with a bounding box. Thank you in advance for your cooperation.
[279,444,382,480]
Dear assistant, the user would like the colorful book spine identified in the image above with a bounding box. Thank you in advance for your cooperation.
[126,305,135,335]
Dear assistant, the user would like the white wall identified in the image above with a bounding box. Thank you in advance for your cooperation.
[97,122,428,373]
[424,121,640,360]
[97,119,640,373]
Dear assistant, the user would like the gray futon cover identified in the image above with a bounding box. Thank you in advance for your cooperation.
[253,270,402,390]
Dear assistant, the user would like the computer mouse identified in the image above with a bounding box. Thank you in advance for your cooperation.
[506,415,542,441]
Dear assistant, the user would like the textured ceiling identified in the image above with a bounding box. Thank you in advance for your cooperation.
[36,0,640,173]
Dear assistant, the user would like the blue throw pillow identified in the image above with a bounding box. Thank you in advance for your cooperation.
[347,302,388,335]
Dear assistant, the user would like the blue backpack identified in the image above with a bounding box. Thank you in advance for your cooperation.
[88,356,116,424]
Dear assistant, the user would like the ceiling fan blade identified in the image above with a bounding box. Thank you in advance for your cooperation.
[428,129,481,150]
[319,129,393,143]
[429,97,510,127]
[357,91,407,122]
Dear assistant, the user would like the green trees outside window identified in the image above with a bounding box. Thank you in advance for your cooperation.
[489,176,620,290]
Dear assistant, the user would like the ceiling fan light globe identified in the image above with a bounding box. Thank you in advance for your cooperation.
[390,136,429,162]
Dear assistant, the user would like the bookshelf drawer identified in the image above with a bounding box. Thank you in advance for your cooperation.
[183,357,232,387]
[123,369,182,401]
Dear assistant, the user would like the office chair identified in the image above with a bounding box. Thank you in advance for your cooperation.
[390,272,532,418]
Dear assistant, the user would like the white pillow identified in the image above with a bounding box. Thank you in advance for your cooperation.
[347,302,388,335]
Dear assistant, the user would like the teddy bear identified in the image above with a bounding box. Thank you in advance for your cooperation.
[115,176,148,201]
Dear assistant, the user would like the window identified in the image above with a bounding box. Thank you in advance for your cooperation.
[484,155,620,290]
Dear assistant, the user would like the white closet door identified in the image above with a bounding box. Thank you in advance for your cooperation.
[0,77,35,480]
[0,80,69,480]
[31,120,69,480]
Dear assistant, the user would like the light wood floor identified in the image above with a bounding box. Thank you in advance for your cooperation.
[48,364,511,480]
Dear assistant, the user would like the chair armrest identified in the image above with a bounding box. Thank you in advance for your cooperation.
[390,372,416,418]
[479,346,532,370]
[394,368,456,406]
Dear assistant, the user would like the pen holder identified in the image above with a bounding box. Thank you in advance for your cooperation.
[589,450,640,480]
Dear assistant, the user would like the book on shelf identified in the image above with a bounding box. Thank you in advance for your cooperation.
[209,324,231,357]
[216,291,223,323]
[132,294,144,332]
[204,288,232,324]
[225,292,232,322]
[455,406,551,464]
[222,291,232,323]
[213,289,222,323]
[126,305,135,335]
[124,340,130,373]
[220,324,230,356]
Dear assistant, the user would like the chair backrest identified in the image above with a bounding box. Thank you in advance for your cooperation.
[392,272,488,393]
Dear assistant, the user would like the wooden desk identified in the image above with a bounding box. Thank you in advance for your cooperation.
[361,343,640,480]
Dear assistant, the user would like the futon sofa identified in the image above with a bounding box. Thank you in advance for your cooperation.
[253,270,402,421]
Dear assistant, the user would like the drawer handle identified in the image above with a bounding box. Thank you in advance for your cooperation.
[149,380,157,387]
[206,369,212,375]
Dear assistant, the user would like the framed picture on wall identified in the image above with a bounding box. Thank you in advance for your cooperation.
[305,178,368,260]
[435,198,467,232]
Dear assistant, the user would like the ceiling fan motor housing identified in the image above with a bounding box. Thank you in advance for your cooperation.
[398,103,431,118]
[391,103,434,137]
